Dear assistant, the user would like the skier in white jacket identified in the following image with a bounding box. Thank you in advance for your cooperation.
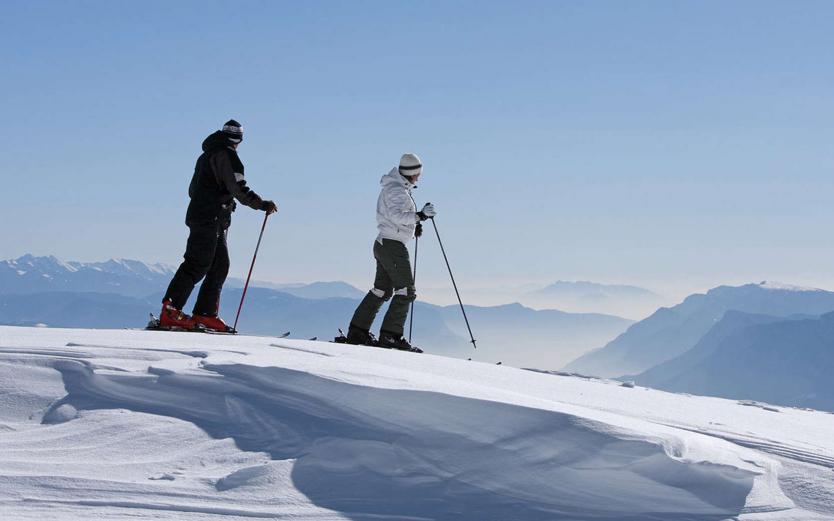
[345,153,436,350]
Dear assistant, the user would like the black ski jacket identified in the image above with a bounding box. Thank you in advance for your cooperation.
[185,131,266,228]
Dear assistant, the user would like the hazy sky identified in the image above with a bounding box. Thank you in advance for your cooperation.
[3,1,833,302]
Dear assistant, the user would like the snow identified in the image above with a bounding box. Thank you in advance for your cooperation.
[3,254,174,279]
[15,254,79,273]
[54,257,79,273]
[1,326,833,520]
[100,258,175,276]
[758,281,823,292]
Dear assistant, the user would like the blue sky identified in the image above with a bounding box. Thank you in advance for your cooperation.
[2,1,834,300]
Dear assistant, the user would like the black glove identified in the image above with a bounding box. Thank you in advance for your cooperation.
[415,222,423,238]
[261,200,278,215]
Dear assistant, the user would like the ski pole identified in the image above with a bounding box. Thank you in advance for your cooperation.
[408,235,418,343]
[232,212,269,333]
[430,217,477,349]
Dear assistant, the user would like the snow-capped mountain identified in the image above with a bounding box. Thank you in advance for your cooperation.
[563,282,834,377]
[519,280,668,319]
[0,255,368,301]
[1,325,830,519]
[0,254,175,297]
[632,310,834,412]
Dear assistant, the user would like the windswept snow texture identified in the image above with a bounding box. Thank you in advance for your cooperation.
[1,327,833,520]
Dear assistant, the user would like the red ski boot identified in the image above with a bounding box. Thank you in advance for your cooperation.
[159,299,197,330]
[193,313,232,333]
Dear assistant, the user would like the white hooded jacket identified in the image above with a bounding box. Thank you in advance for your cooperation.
[376,167,418,244]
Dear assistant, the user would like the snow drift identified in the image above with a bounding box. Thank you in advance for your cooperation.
[1,326,832,520]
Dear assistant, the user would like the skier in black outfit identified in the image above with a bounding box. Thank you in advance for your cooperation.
[160,120,278,331]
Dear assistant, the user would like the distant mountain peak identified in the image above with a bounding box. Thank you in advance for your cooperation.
[532,280,659,297]
[0,254,178,298]
[701,282,827,300]
[755,281,823,292]
[7,254,79,273]
[565,280,834,378]
[92,258,175,276]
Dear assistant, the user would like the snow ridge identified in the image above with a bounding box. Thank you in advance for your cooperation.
[2,327,831,520]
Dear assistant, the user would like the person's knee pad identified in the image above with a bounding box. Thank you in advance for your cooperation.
[394,286,416,302]
[370,287,393,301]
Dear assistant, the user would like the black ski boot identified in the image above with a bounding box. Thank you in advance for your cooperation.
[378,331,423,353]
[337,325,378,346]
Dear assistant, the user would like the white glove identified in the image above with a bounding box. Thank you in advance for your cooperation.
[418,202,436,220]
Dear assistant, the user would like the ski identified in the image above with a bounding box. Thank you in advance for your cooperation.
[142,315,301,339]
[333,330,423,353]
[145,314,237,335]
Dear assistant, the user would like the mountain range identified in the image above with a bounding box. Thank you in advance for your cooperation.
[6,255,834,411]
[631,310,834,412]
[519,280,668,319]
[1,255,174,297]
[0,255,633,368]
[563,282,834,377]
[1,254,365,301]
[558,282,834,412]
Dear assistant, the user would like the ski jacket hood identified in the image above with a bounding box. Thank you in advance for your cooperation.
[376,167,418,244]
[201,131,236,153]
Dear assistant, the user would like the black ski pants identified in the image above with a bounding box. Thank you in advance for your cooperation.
[163,223,229,316]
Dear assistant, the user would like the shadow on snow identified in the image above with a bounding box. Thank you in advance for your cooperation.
[48,359,754,521]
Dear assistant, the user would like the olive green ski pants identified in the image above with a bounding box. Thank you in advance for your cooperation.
[350,239,416,337]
